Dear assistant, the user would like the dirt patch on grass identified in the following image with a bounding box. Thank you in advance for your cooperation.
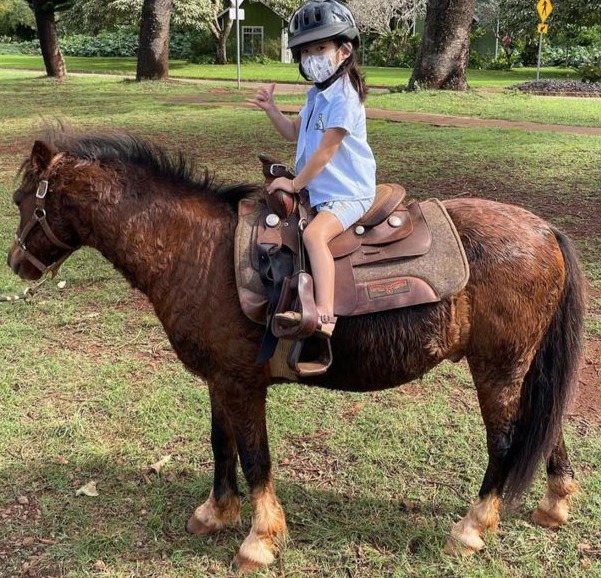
[574,338,601,426]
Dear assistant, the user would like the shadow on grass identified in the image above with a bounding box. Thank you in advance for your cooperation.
[0,457,455,575]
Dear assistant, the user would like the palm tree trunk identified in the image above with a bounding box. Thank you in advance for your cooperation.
[32,0,66,78]
[409,0,475,90]
[136,0,173,81]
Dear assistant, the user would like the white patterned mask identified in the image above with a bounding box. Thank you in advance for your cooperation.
[301,51,338,83]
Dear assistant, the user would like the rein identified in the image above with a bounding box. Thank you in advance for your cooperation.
[13,179,79,278]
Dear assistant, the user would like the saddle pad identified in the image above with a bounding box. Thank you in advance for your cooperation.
[234,198,469,325]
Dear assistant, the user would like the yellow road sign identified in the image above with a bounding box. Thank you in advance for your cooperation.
[537,0,553,23]
[538,23,549,34]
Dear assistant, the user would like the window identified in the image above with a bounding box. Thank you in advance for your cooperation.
[242,26,263,56]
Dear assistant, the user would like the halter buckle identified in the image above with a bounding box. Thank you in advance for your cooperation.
[269,164,287,177]
[36,180,49,199]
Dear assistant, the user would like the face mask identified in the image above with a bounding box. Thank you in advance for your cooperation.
[301,50,338,83]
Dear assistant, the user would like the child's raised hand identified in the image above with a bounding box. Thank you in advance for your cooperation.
[246,83,276,112]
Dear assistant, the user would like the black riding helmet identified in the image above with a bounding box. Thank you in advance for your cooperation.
[288,0,360,59]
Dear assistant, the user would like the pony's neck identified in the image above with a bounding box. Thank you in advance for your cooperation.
[67,175,235,301]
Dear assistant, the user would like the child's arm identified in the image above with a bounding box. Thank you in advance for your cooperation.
[267,127,346,194]
[246,83,300,143]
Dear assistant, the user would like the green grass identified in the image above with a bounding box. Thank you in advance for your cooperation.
[0,53,580,87]
[0,69,600,578]
[2,57,599,129]
[366,89,601,127]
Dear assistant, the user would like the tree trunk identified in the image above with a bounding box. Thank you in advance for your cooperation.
[136,0,173,81]
[210,16,233,65]
[409,0,476,91]
[32,0,66,78]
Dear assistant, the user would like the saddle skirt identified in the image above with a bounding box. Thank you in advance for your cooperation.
[235,187,470,324]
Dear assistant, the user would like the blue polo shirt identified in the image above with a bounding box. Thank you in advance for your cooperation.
[295,76,376,207]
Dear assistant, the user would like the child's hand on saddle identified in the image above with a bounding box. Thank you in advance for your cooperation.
[246,83,276,112]
[267,177,295,195]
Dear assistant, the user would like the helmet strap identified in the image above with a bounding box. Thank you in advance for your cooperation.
[314,55,351,91]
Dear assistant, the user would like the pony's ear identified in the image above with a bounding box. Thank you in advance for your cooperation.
[31,140,56,172]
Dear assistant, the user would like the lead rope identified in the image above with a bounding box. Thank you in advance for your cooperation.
[0,275,52,302]
[0,254,69,303]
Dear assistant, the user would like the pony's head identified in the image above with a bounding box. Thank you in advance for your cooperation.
[8,139,81,280]
[8,128,261,281]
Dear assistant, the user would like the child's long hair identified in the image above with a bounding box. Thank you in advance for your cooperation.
[293,38,368,103]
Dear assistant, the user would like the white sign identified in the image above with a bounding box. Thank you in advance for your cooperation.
[230,0,243,7]
[229,7,245,20]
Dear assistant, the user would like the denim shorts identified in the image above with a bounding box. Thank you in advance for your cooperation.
[315,197,375,231]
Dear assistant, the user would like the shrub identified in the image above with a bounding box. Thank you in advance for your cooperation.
[469,50,487,69]
[263,37,281,61]
[579,62,601,83]
[364,30,420,68]
[15,39,40,55]
[543,44,601,67]
[59,27,139,57]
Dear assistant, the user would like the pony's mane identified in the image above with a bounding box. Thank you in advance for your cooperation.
[40,127,260,207]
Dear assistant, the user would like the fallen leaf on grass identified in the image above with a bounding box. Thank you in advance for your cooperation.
[342,402,365,418]
[75,481,99,497]
[148,455,172,475]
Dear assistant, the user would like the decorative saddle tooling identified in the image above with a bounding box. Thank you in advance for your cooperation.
[234,155,470,378]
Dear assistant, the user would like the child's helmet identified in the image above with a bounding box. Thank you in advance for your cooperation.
[288,0,359,53]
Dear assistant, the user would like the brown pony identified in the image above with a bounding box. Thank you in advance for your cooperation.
[7,129,585,571]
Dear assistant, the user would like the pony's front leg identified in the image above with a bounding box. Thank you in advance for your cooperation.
[232,389,287,572]
[186,398,242,535]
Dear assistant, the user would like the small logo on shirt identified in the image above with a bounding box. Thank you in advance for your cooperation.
[314,113,325,132]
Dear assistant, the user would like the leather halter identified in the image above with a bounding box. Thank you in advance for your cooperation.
[14,179,79,276]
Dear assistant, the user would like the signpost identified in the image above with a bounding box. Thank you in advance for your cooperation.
[230,0,245,90]
[536,0,553,81]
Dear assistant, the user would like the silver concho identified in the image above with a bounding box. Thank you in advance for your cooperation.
[265,213,280,228]
[354,225,366,236]
[388,215,402,228]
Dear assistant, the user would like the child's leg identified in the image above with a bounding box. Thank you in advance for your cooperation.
[303,211,344,323]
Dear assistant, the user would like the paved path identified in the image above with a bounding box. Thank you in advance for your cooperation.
[177,81,601,136]
[186,100,601,137]
[5,69,600,136]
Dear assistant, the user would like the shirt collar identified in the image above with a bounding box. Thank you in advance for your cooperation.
[307,76,345,103]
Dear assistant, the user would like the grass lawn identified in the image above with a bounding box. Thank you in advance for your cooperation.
[1,57,599,129]
[0,53,581,87]
[0,70,600,578]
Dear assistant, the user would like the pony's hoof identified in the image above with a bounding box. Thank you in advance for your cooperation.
[443,538,478,557]
[531,507,566,528]
[186,514,217,535]
[234,532,277,571]
[444,522,484,556]
[234,553,265,573]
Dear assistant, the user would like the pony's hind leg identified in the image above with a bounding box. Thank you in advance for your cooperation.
[532,430,579,528]
[444,374,523,556]
[444,429,505,555]
[186,398,242,535]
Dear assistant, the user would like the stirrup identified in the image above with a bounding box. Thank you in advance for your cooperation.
[287,337,333,377]
[273,311,302,327]
[315,314,337,339]
[274,311,337,339]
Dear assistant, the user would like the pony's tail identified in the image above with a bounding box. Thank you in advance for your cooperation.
[504,228,586,501]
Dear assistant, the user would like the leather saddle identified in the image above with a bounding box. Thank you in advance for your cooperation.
[256,154,436,322]
[247,154,444,376]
